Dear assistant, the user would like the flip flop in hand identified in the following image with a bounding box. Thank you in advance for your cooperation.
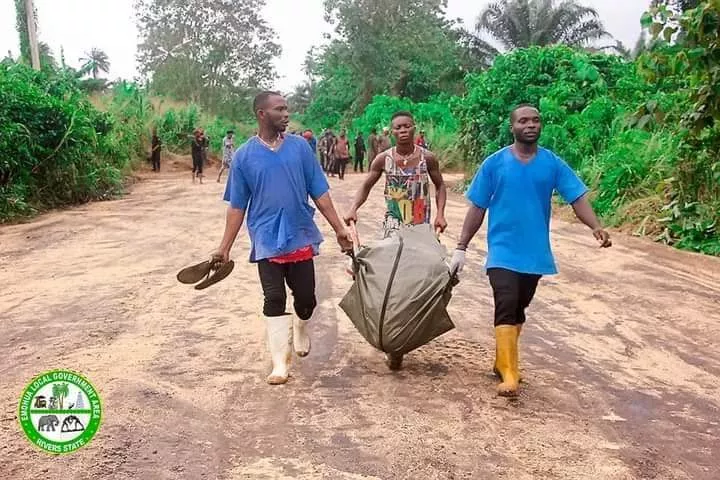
[177,255,235,290]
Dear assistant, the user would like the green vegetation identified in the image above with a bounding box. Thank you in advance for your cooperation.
[301,0,719,255]
[134,0,280,120]
[2,0,259,223]
[0,63,146,221]
[2,0,718,255]
[0,60,250,222]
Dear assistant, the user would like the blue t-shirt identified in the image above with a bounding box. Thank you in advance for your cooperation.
[223,135,330,263]
[466,146,588,275]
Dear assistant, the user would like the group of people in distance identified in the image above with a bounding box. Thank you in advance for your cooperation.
[210,91,612,397]
[148,127,237,185]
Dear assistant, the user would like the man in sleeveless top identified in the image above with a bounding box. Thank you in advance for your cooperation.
[343,110,448,370]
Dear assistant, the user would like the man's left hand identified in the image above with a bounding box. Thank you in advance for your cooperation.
[593,228,612,248]
[434,216,448,234]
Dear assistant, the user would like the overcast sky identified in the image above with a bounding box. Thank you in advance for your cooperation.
[1,0,650,93]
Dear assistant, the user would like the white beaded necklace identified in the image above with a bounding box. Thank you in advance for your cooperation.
[256,133,283,151]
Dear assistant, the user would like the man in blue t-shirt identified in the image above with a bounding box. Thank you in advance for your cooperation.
[213,91,353,386]
[449,104,612,397]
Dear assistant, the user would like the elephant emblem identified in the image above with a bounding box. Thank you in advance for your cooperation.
[38,415,59,432]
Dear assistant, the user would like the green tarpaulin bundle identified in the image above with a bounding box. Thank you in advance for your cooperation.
[339,223,458,355]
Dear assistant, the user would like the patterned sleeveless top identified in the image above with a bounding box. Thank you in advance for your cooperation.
[382,147,431,237]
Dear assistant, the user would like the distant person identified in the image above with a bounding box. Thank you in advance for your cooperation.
[415,130,428,149]
[343,111,448,371]
[151,128,162,172]
[191,129,205,183]
[324,130,337,177]
[217,130,235,183]
[335,130,350,180]
[367,128,378,167]
[354,132,366,173]
[449,104,612,397]
[303,129,317,154]
[317,132,328,171]
[377,127,392,152]
[213,91,352,385]
[199,128,210,166]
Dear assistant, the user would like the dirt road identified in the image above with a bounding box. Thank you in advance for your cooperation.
[1,162,719,480]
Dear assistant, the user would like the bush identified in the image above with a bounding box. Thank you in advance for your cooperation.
[0,60,256,222]
[455,42,718,255]
[0,63,149,221]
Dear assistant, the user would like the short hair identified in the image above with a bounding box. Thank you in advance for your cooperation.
[253,91,282,113]
[510,103,539,121]
[391,110,414,122]
[371,127,377,134]
[226,130,234,135]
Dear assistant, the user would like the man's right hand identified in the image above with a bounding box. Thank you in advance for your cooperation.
[343,209,358,226]
[210,249,230,264]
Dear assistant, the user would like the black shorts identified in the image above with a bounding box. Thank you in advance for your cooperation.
[487,268,541,327]
[257,259,317,319]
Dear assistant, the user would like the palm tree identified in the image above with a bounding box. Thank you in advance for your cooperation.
[51,382,69,409]
[474,0,611,55]
[652,0,700,12]
[80,48,110,79]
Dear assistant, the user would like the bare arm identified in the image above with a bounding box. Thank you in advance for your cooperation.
[215,207,246,261]
[343,154,385,223]
[425,152,448,231]
[314,192,353,251]
[457,205,487,250]
[570,194,601,230]
[571,194,612,247]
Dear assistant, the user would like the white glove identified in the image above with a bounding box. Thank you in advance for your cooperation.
[449,249,466,276]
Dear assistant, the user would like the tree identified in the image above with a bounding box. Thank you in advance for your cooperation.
[599,31,664,61]
[287,82,314,115]
[474,0,611,54]
[51,383,69,410]
[304,0,470,126]
[80,48,110,79]
[134,0,281,118]
[652,0,701,12]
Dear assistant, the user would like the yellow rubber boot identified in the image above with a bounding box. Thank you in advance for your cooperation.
[495,325,520,397]
[494,323,523,382]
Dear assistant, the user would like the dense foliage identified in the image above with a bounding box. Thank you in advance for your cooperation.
[0,60,251,222]
[0,63,150,220]
[301,1,719,255]
[302,0,472,126]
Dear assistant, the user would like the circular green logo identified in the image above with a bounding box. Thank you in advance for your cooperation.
[18,369,102,455]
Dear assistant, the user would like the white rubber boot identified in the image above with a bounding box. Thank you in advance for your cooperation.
[293,315,311,357]
[265,315,292,385]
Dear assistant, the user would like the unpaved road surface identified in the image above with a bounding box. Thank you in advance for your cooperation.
[1,161,719,480]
